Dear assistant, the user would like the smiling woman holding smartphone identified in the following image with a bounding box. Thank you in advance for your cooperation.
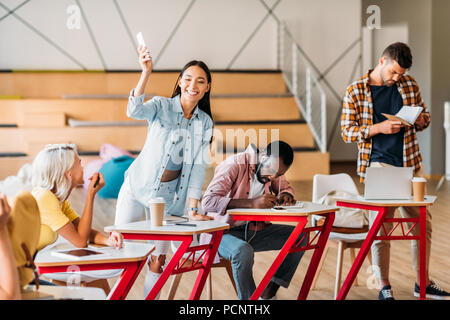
[114,39,214,298]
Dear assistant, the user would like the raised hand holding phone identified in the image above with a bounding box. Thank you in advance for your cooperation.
[136,32,152,73]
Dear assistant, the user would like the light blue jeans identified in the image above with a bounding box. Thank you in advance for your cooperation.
[116,175,199,299]
[115,175,179,256]
[218,223,307,300]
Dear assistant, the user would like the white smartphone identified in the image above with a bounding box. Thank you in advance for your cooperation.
[136,31,150,56]
[136,32,146,48]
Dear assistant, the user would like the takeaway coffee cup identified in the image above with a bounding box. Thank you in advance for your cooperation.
[149,197,165,227]
[412,177,427,202]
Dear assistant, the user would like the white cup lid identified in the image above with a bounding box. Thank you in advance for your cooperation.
[412,177,427,182]
[149,197,165,204]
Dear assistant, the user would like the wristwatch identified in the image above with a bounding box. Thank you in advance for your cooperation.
[188,207,199,212]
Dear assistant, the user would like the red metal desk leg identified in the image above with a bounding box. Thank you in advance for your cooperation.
[108,259,147,300]
[336,206,389,300]
[297,212,336,300]
[419,206,427,300]
[145,237,193,300]
[250,218,308,300]
[39,261,146,300]
[189,230,224,300]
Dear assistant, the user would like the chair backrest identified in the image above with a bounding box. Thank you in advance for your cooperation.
[312,173,359,203]
[7,191,41,288]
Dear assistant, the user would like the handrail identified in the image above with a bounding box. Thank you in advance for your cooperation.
[278,21,327,153]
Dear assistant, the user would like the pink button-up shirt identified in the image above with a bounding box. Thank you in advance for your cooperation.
[201,144,295,227]
[200,144,296,263]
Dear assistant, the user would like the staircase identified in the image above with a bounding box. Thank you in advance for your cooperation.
[0,70,329,181]
[210,85,329,181]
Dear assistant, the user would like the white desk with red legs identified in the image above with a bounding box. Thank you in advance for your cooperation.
[334,195,437,300]
[105,219,229,300]
[35,242,154,300]
[227,202,337,300]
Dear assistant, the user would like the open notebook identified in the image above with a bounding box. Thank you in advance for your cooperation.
[272,201,304,211]
[382,106,423,126]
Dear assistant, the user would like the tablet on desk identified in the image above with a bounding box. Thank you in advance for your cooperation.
[51,248,104,261]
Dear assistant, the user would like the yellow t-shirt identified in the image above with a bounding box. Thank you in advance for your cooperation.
[31,187,80,250]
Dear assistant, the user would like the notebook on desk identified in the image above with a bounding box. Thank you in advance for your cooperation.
[364,167,413,200]
[272,201,304,211]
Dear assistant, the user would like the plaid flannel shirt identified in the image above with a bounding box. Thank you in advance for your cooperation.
[341,70,431,183]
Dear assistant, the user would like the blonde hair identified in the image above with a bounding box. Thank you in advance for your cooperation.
[31,144,78,202]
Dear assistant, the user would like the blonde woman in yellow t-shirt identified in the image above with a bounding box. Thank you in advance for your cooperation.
[31,144,123,293]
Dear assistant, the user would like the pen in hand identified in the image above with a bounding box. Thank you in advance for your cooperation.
[266,186,278,208]
[93,175,100,188]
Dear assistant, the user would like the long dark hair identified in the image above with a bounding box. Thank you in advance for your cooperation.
[171,60,213,122]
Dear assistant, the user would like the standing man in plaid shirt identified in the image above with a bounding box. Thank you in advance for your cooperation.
[341,42,449,300]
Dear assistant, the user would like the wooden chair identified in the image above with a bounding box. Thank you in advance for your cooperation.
[310,173,372,299]
[166,257,237,300]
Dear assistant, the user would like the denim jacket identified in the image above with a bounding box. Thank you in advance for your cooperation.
[125,90,213,215]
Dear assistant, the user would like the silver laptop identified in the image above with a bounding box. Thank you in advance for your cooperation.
[364,167,413,200]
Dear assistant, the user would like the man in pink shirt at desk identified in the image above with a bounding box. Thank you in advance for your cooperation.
[202,141,307,300]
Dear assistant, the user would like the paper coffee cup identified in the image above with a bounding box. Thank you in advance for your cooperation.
[149,197,165,227]
[412,177,426,202]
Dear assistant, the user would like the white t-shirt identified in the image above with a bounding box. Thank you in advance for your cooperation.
[248,174,266,199]
[240,175,269,228]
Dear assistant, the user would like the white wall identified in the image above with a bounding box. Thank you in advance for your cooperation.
[0,0,281,70]
[362,23,409,69]
[276,0,362,161]
[431,0,450,176]
[360,0,450,176]
[364,0,433,174]
[0,0,363,161]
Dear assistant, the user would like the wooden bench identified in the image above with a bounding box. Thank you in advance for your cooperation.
[0,72,288,98]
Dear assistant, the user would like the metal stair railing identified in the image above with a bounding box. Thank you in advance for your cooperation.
[278,21,327,153]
